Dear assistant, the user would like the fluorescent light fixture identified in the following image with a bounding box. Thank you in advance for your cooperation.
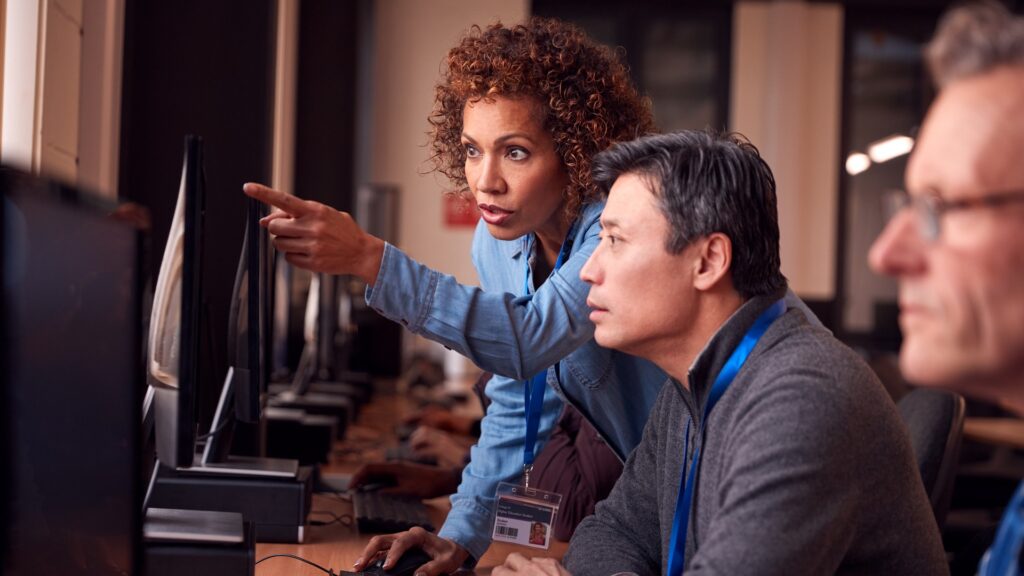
[846,152,871,176]
[867,135,914,163]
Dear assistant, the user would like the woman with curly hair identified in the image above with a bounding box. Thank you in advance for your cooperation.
[244,17,664,573]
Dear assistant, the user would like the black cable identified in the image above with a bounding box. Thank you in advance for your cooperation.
[308,509,353,527]
[197,411,233,441]
[255,553,337,575]
[318,490,352,503]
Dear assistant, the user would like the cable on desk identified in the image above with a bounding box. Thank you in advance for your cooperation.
[317,491,352,503]
[309,509,353,527]
[256,553,337,575]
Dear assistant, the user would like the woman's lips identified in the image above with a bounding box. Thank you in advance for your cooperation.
[479,204,513,225]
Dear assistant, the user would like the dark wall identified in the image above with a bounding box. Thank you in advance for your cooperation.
[293,0,359,210]
[283,0,366,373]
[119,0,277,428]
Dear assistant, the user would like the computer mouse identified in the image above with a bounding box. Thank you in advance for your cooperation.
[370,546,433,576]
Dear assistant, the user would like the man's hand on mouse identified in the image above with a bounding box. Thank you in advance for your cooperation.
[354,527,470,576]
[492,554,572,576]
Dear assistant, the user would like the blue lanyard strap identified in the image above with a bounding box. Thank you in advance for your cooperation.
[979,480,1024,575]
[667,298,786,576]
[522,220,578,474]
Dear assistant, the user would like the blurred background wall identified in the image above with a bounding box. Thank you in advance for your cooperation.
[2,0,1020,360]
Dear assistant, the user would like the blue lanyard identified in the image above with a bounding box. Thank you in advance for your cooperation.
[666,298,786,576]
[521,221,578,476]
[979,480,1024,575]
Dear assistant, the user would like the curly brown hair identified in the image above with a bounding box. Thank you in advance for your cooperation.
[429,17,655,222]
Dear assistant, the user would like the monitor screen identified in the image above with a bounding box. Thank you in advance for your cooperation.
[149,135,204,470]
[231,196,268,423]
[201,195,269,464]
[1,167,142,574]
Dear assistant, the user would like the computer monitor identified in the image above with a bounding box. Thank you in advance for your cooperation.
[147,136,285,474]
[229,196,267,423]
[140,137,295,552]
[1,167,143,574]
[200,196,270,464]
[240,194,270,420]
[284,272,372,397]
[148,135,205,470]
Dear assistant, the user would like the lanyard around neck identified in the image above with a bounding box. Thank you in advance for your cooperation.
[666,298,787,576]
[521,220,578,484]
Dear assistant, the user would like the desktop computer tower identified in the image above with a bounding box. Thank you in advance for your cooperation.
[148,465,313,543]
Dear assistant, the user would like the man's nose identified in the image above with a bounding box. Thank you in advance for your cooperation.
[869,209,928,278]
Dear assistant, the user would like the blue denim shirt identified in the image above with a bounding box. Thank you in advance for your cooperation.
[365,201,817,560]
[366,201,667,560]
[978,479,1024,575]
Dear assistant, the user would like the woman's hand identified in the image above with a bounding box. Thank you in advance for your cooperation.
[349,462,460,499]
[242,182,385,284]
[493,553,572,576]
[353,527,471,576]
[404,405,478,436]
[409,426,473,469]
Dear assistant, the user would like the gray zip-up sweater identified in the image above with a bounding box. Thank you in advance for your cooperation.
[564,291,948,575]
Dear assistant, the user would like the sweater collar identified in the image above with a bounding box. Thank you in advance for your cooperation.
[681,286,789,412]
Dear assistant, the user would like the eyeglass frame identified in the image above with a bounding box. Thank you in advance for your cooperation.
[883,188,1024,242]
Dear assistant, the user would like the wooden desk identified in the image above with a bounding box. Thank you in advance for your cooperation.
[255,493,569,575]
[255,390,568,575]
[964,417,1024,451]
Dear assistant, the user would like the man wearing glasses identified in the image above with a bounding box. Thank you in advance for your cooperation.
[869,2,1024,573]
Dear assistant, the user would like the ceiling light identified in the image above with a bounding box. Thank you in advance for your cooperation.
[867,135,914,163]
[846,152,871,175]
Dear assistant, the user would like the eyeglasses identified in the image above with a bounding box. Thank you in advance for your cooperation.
[882,188,1024,242]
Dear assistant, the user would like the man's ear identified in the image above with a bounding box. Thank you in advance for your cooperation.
[693,233,732,292]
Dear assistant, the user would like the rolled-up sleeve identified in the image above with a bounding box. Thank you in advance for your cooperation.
[365,214,600,381]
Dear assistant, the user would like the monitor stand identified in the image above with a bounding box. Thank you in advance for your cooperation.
[265,343,369,438]
[143,507,254,576]
[148,368,311,543]
[199,367,299,477]
[186,454,299,478]
[264,405,337,465]
[144,507,244,544]
[149,464,312,543]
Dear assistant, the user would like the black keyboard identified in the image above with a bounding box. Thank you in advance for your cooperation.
[352,491,435,534]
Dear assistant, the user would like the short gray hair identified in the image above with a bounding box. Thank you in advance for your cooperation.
[927,1,1024,87]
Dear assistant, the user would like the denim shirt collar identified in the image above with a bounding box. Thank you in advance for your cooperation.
[502,201,604,264]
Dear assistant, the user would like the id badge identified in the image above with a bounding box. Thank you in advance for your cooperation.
[492,482,562,550]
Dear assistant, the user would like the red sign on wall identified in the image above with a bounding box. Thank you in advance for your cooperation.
[444,194,480,228]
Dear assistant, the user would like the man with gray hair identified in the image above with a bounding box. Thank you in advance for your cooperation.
[870,2,1024,574]
[495,130,947,576]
